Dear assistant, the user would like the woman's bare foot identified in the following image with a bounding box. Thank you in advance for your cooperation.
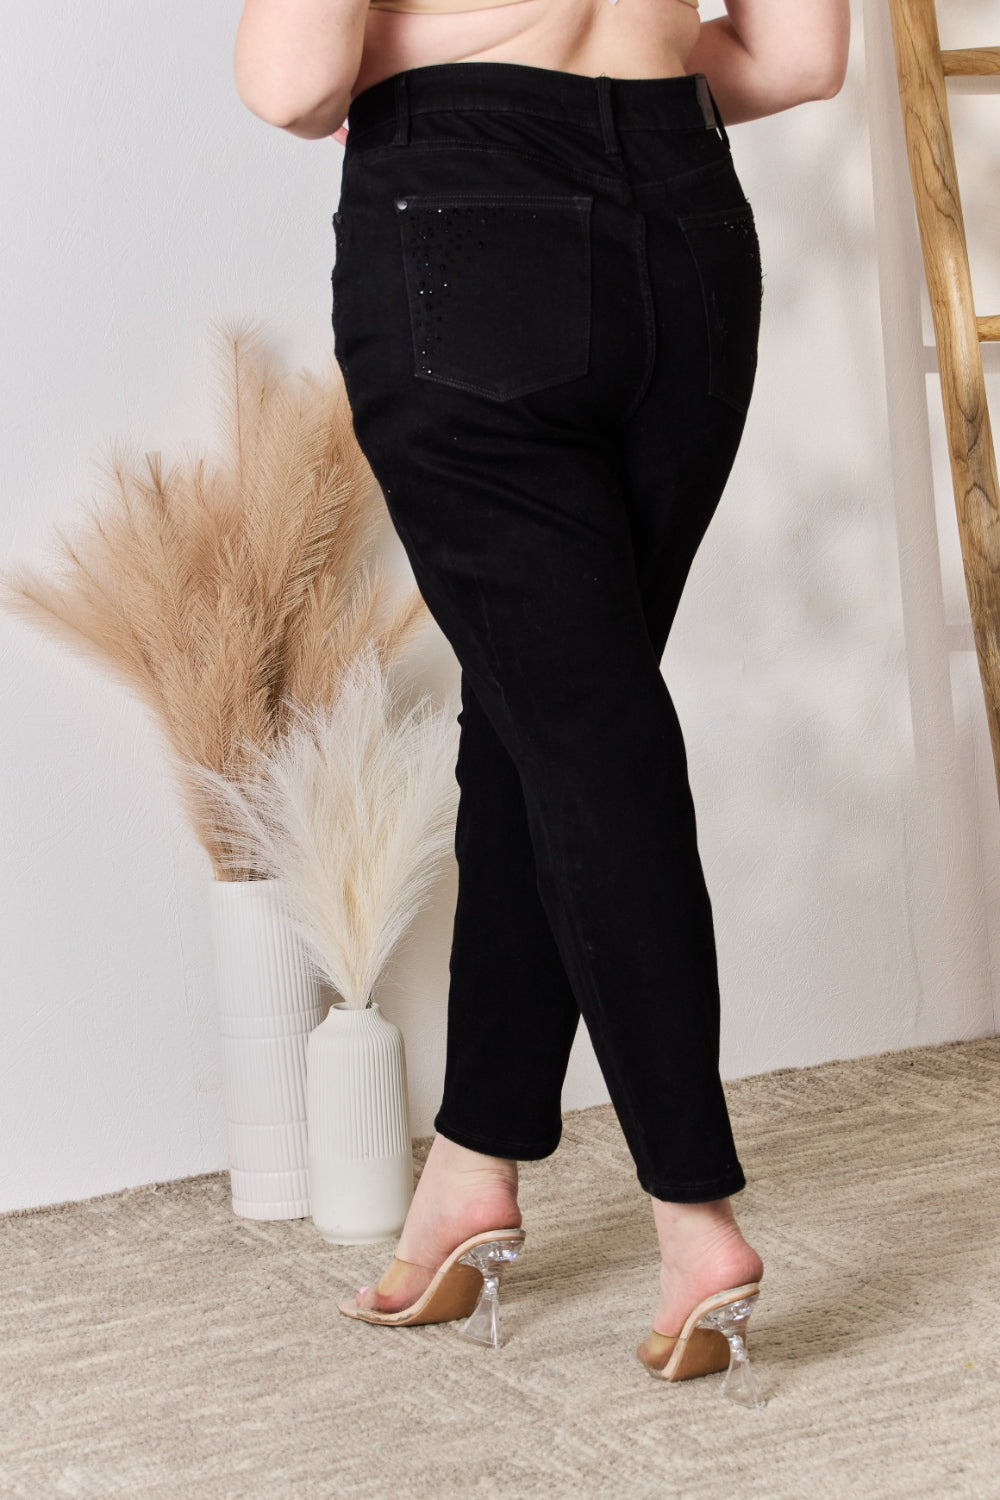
[645,1195,764,1342]
[350,1132,521,1314]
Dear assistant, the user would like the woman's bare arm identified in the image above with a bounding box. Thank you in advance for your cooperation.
[235,0,850,140]
[234,0,368,137]
[685,0,850,124]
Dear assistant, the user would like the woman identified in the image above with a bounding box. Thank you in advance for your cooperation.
[234,0,849,1394]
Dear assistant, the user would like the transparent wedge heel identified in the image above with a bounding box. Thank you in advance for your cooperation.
[698,1294,767,1410]
[454,1237,526,1348]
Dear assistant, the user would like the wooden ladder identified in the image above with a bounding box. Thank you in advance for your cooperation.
[887,0,1000,801]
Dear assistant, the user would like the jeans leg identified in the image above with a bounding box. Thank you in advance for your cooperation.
[434,669,580,1159]
[433,436,744,1169]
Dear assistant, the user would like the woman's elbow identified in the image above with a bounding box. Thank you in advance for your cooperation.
[234,71,351,137]
[809,46,849,100]
[767,3,850,108]
[807,10,851,101]
[778,33,850,107]
[233,31,356,136]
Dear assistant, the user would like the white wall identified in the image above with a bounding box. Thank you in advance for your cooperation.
[1,0,996,1213]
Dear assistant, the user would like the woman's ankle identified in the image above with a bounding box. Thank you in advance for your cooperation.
[650,1194,762,1280]
[431,1131,519,1185]
[651,1192,736,1225]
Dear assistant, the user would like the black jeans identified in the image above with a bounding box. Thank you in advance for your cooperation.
[332,61,762,1202]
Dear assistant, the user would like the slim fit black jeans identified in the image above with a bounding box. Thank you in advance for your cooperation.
[331,61,762,1202]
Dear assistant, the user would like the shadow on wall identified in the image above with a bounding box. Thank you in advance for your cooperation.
[662,30,995,1066]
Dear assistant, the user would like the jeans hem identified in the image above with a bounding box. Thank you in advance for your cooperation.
[639,1167,748,1203]
[433,1112,562,1161]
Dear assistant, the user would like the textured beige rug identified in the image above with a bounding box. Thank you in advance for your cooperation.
[2,1037,998,1499]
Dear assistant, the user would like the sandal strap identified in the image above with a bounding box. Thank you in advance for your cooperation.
[390,1230,524,1274]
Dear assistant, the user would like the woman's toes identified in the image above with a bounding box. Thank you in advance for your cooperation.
[339,1283,390,1317]
[348,1258,436,1315]
[355,1284,385,1312]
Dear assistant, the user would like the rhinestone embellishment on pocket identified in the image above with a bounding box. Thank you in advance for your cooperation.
[400,202,503,379]
[394,192,593,402]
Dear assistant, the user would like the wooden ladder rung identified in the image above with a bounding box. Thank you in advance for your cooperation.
[978,316,1000,343]
[941,47,1000,75]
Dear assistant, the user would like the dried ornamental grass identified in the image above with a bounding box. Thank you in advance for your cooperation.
[0,323,428,878]
[188,640,460,1009]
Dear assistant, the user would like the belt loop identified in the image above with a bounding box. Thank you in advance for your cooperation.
[696,74,729,150]
[392,73,410,147]
[595,74,621,157]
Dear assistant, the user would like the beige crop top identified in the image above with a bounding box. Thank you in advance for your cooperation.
[370,0,699,14]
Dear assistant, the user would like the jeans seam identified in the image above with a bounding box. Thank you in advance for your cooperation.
[616,209,657,427]
[632,153,737,199]
[677,208,761,417]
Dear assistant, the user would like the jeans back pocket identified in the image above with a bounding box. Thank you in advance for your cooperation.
[678,202,762,416]
[394,191,593,403]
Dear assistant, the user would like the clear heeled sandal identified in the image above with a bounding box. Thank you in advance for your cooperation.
[337,1228,526,1349]
[636,1283,767,1410]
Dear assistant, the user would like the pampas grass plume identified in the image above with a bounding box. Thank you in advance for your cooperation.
[188,641,460,1008]
[0,321,429,878]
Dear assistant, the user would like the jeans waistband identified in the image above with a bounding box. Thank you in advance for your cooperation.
[347,63,726,151]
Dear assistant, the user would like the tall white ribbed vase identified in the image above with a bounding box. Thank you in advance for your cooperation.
[307,999,414,1244]
[208,875,326,1220]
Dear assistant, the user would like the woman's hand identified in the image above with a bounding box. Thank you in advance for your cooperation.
[234,0,367,138]
[686,0,850,124]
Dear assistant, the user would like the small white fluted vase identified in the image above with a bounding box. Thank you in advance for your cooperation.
[307,999,414,1244]
[208,876,327,1219]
